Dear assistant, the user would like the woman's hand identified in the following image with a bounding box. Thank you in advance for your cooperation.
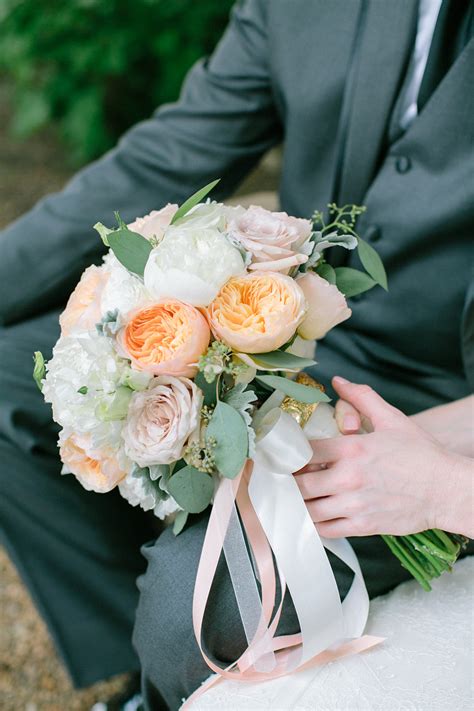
[296,377,474,538]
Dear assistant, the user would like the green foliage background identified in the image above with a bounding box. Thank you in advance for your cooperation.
[0,0,233,163]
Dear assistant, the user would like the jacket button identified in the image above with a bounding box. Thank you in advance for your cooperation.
[395,155,412,173]
[365,225,381,243]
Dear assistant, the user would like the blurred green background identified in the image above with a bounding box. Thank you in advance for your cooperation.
[0,0,234,163]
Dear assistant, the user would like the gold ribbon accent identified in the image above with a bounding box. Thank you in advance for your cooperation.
[280,373,326,428]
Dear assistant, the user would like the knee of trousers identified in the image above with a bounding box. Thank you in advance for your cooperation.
[132,514,253,700]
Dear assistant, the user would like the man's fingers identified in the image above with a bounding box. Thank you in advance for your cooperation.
[335,399,361,433]
[332,377,402,428]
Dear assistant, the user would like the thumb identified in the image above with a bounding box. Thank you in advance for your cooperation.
[332,376,402,428]
[335,399,361,433]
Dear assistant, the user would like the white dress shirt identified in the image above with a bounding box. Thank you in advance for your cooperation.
[399,0,443,130]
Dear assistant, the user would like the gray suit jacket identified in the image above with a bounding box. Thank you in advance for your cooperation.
[1,0,473,412]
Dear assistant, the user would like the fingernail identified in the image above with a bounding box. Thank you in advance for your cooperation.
[333,376,349,385]
[343,415,359,432]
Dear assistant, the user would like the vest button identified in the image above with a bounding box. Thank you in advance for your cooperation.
[395,155,412,173]
[365,225,381,243]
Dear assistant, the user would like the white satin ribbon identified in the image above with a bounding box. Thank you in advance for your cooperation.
[248,408,370,663]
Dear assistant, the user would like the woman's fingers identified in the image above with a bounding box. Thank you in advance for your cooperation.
[306,492,363,523]
[295,469,339,499]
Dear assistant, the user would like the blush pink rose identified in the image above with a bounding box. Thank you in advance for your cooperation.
[122,376,202,467]
[128,203,178,241]
[297,272,352,340]
[229,205,313,273]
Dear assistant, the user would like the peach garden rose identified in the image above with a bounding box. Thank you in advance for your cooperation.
[60,264,109,336]
[118,301,210,377]
[128,203,178,241]
[208,271,307,353]
[59,431,127,493]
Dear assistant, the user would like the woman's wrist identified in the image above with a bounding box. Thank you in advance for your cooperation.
[433,452,474,538]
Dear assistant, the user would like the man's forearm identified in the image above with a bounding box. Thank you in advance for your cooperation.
[411,395,474,457]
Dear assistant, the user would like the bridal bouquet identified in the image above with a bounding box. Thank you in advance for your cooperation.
[34,180,463,690]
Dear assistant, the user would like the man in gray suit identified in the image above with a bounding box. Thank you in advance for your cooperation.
[0,1,472,709]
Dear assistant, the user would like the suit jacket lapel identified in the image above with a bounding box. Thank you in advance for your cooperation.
[337,0,419,205]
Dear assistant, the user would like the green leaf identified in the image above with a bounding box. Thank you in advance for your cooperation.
[108,228,153,277]
[171,179,220,224]
[194,372,218,407]
[357,238,388,290]
[316,262,336,284]
[334,267,376,298]
[252,350,316,370]
[167,465,214,514]
[173,510,189,536]
[77,386,88,395]
[206,401,248,478]
[33,351,46,392]
[256,375,331,404]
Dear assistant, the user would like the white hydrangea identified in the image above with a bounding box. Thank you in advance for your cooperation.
[119,470,181,520]
[43,332,150,445]
[101,251,151,319]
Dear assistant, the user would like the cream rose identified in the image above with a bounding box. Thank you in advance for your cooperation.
[229,206,313,273]
[144,225,245,307]
[297,272,352,340]
[128,203,177,241]
[122,376,202,467]
[208,271,307,353]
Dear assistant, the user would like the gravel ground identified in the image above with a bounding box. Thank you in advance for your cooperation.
[0,79,279,710]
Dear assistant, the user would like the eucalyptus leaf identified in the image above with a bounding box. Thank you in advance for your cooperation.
[256,375,331,404]
[33,351,46,392]
[357,238,388,290]
[171,179,221,224]
[334,267,376,298]
[252,350,316,370]
[173,510,189,536]
[108,227,153,277]
[316,262,337,284]
[167,465,214,513]
[206,401,248,478]
[194,371,218,407]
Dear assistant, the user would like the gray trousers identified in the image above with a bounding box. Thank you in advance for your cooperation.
[3,308,452,710]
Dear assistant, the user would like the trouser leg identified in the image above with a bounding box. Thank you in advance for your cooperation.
[0,310,154,687]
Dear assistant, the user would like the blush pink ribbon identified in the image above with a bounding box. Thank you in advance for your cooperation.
[182,408,383,709]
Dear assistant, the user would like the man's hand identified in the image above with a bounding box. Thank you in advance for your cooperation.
[296,377,474,539]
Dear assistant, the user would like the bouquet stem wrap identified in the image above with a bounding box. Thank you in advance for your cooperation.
[183,409,383,708]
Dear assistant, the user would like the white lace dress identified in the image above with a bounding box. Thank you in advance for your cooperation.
[189,556,473,710]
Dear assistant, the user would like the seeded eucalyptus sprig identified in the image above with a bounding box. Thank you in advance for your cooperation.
[310,202,388,298]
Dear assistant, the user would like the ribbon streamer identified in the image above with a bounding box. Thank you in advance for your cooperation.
[182,407,383,709]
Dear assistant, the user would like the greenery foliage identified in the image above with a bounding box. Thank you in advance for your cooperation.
[0,0,233,162]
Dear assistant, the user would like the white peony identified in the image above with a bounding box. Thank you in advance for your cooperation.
[119,471,181,520]
[143,225,245,306]
[122,375,202,467]
[43,332,150,445]
[101,252,151,319]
